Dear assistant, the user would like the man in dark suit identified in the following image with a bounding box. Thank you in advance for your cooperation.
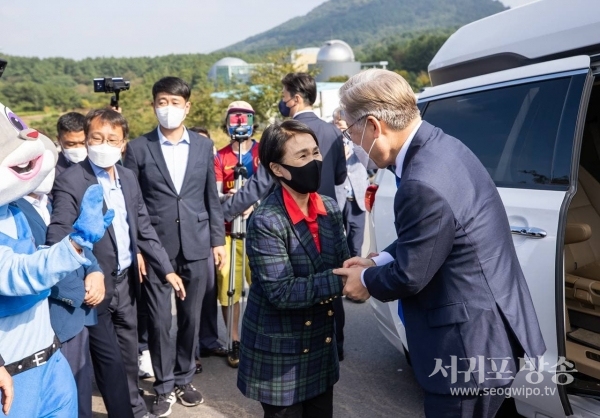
[333,69,546,418]
[55,112,87,176]
[48,108,184,418]
[124,77,226,417]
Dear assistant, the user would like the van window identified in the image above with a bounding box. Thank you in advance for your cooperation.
[421,76,584,189]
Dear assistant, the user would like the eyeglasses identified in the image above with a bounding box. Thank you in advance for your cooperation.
[342,115,369,142]
[87,137,124,147]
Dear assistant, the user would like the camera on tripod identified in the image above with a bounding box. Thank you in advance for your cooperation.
[227,111,254,142]
[93,77,130,110]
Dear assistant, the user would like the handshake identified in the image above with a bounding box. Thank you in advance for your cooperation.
[333,253,378,302]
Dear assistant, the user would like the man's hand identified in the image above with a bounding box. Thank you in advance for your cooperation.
[165,273,186,300]
[0,366,13,416]
[342,256,376,269]
[333,267,371,301]
[242,205,254,220]
[213,246,227,270]
[84,271,105,306]
[137,253,147,283]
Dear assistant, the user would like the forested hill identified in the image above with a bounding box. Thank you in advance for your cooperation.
[222,0,507,53]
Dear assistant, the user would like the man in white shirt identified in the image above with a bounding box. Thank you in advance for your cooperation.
[125,77,226,417]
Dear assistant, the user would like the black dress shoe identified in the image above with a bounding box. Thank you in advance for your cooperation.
[200,345,228,358]
[195,361,203,374]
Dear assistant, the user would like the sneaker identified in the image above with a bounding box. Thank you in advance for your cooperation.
[141,413,158,418]
[151,392,175,417]
[175,383,204,406]
[228,341,240,368]
[138,350,155,379]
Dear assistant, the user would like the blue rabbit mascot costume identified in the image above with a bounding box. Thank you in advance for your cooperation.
[0,101,114,417]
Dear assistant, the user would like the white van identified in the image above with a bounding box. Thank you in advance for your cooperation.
[367,0,600,416]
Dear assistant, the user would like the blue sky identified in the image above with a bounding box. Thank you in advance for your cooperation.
[0,0,535,59]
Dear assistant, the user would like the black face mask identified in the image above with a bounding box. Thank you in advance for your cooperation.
[279,159,322,194]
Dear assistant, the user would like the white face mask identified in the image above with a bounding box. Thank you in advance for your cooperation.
[156,105,186,130]
[34,170,55,196]
[62,147,88,164]
[355,120,380,170]
[87,144,122,168]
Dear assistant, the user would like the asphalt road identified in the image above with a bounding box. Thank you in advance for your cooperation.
[91,297,425,418]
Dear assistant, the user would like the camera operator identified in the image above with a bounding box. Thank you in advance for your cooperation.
[214,101,259,368]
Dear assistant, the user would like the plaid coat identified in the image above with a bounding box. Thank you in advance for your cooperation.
[238,187,350,406]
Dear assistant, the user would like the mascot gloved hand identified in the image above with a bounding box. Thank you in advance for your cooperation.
[69,184,115,250]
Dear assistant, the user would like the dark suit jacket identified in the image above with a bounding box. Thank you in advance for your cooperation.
[294,112,347,200]
[47,159,174,312]
[238,187,350,406]
[124,128,225,261]
[55,152,73,177]
[14,197,101,342]
[363,121,546,394]
[221,113,348,221]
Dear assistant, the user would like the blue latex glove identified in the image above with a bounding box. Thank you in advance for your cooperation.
[69,184,115,250]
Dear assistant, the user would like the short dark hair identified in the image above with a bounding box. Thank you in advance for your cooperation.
[84,108,129,139]
[152,77,191,101]
[57,112,85,138]
[281,73,317,105]
[189,126,211,138]
[259,120,319,179]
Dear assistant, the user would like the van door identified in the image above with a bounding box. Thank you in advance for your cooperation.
[419,56,593,417]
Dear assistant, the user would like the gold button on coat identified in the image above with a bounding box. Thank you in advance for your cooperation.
[303,348,309,353]
[305,321,312,326]
[325,337,332,344]
[327,310,334,316]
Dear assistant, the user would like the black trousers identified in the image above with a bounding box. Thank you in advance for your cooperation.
[61,327,93,418]
[423,387,507,418]
[341,198,366,258]
[198,252,220,352]
[89,274,144,418]
[261,386,334,418]
[144,251,208,395]
[137,287,150,353]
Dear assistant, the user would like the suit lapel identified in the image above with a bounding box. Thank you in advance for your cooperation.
[147,129,177,194]
[274,190,324,272]
[180,132,200,193]
[82,159,117,248]
[117,166,137,255]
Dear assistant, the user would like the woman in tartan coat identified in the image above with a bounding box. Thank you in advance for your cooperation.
[238,120,350,418]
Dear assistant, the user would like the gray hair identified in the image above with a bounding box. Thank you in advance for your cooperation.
[339,69,419,131]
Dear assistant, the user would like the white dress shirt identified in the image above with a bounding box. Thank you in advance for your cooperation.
[90,162,132,273]
[157,127,190,194]
[23,194,51,226]
[362,120,423,286]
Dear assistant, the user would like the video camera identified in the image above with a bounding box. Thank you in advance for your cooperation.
[93,77,130,110]
[227,111,254,142]
[0,59,7,79]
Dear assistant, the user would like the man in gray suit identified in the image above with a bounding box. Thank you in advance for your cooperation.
[334,69,546,418]
[124,77,226,417]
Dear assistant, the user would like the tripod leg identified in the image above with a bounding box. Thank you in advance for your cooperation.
[226,237,237,353]
[240,236,248,322]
